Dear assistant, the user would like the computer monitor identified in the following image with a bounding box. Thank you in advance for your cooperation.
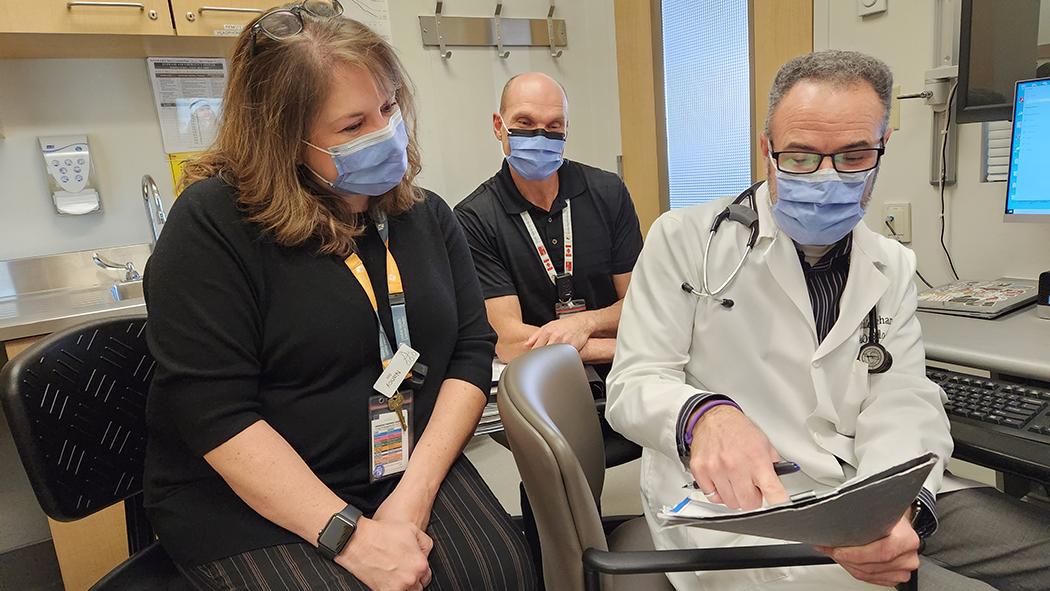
[1005,78,1050,222]
[956,0,1046,123]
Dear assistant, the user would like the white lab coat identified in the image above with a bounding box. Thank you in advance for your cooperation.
[606,185,977,591]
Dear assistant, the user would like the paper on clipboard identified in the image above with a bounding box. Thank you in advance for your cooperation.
[658,453,938,548]
[147,58,228,154]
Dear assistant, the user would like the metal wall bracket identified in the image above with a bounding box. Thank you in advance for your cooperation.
[929,0,960,185]
[494,3,509,59]
[547,1,562,58]
[419,5,568,57]
[434,2,452,60]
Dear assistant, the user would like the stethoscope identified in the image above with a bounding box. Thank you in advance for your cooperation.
[680,180,763,309]
[680,180,893,374]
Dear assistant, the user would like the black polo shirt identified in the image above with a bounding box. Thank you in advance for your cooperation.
[454,159,643,328]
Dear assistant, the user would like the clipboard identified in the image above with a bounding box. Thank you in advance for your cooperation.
[658,453,938,547]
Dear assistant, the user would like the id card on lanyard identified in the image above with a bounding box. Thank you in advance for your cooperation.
[519,200,587,318]
[344,213,421,481]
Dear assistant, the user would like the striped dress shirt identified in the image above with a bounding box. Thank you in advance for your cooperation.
[798,234,852,343]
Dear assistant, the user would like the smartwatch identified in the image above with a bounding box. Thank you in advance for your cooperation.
[317,504,363,560]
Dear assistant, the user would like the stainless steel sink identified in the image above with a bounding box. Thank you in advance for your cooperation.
[110,280,144,302]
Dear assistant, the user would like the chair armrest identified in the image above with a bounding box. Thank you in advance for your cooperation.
[582,543,834,575]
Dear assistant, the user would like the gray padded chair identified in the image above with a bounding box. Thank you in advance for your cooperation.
[497,344,841,591]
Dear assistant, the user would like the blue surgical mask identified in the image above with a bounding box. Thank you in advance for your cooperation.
[771,162,873,246]
[501,117,566,181]
[304,110,409,196]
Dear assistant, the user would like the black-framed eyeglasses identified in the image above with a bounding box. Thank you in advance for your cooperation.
[249,0,344,56]
[770,143,886,174]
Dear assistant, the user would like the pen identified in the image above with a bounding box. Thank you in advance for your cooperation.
[684,461,801,489]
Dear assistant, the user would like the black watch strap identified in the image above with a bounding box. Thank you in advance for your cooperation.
[317,504,363,560]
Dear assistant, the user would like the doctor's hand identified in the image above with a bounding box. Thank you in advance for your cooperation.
[814,512,920,588]
[688,405,789,510]
[526,314,595,351]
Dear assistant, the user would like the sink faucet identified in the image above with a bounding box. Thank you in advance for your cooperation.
[142,174,167,248]
[92,253,142,282]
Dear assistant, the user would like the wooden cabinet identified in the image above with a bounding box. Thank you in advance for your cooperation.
[170,0,274,37]
[0,0,252,57]
[48,506,129,591]
[0,0,174,36]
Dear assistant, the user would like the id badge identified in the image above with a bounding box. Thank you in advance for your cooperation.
[555,298,587,318]
[368,391,413,482]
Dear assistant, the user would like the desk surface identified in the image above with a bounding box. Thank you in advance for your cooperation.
[918,306,1050,382]
[919,305,1050,485]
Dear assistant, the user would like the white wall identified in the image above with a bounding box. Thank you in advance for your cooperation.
[0,59,170,261]
[814,1,1050,283]
[0,0,622,261]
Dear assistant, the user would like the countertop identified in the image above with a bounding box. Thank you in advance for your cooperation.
[0,287,145,342]
[918,306,1050,382]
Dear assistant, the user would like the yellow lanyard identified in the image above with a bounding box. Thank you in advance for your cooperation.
[344,214,409,362]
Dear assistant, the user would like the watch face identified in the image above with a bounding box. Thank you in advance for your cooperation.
[319,515,355,553]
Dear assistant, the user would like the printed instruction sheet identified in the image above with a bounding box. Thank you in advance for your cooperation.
[147,57,228,154]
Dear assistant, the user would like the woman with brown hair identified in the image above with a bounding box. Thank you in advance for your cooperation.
[142,2,536,590]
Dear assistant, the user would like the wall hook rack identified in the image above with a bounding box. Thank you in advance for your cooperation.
[419,2,568,58]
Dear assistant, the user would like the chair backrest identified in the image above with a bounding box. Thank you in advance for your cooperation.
[497,345,609,591]
[1,315,152,521]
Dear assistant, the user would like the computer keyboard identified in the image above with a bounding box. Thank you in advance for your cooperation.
[927,368,1050,444]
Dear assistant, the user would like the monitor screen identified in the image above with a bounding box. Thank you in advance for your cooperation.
[1005,78,1050,222]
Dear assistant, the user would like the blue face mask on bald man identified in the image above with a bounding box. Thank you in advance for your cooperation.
[499,116,566,181]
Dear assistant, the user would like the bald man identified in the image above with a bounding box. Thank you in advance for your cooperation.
[456,72,641,374]
[455,73,643,582]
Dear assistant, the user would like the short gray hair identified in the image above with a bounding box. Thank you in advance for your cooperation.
[765,50,893,135]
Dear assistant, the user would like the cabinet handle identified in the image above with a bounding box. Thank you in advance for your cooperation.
[67,1,145,9]
[198,6,265,14]
[67,2,158,19]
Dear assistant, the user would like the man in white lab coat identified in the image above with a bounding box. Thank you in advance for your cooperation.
[606,50,1050,591]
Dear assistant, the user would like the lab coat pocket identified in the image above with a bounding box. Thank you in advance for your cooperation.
[835,360,870,437]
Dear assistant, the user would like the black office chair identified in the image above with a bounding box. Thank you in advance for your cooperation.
[1,315,190,591]
[498,345,918,591]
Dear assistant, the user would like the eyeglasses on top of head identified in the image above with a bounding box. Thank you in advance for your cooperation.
[249,0,344,56]
[770,144,886,174]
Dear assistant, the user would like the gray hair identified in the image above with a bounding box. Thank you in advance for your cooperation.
[765,50,893,135]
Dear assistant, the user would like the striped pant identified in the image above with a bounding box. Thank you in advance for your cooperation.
[179,457,537,591]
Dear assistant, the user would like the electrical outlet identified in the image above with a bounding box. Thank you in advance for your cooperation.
[883,202,912,243]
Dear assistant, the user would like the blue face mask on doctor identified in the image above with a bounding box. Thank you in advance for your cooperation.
[770,160,874,246]
[303,109,409,196]
[500,117,566,181]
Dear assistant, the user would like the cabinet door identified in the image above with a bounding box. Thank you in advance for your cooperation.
[0,0,174,35]
[170,0,274,38]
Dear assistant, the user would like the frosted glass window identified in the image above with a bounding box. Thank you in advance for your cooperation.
[662,0,752,209]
